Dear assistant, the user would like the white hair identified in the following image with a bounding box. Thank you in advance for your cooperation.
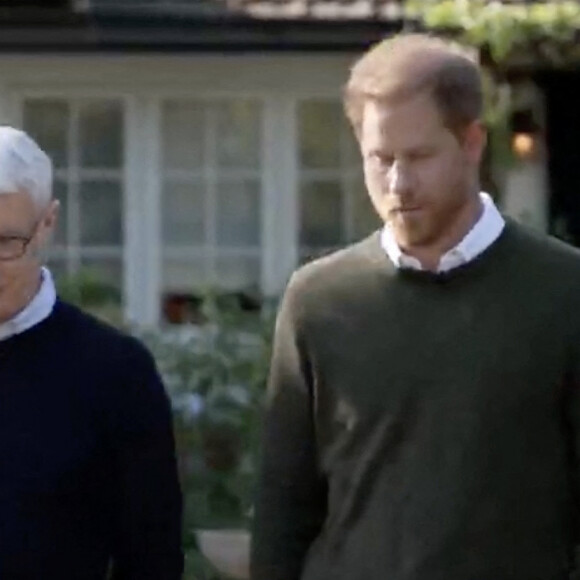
[0,126,52,208]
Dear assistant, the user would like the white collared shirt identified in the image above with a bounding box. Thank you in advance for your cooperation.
[381,192,505,272]
[0,266,57,341]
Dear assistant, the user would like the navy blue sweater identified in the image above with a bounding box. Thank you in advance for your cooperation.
[0,300,183,579]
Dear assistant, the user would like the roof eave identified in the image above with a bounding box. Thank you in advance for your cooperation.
[0,10,414,53]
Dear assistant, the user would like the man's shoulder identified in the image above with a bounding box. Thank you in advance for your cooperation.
[291,232,383,290]
[504,222,580,311]
[508,220,580,272]
[52,300,153,367]
[281,232,385,318]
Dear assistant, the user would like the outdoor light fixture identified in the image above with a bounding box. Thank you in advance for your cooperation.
[510,109,539,161]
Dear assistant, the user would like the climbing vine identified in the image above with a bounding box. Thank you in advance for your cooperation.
[403,1,580,172]
[407,0,580,67]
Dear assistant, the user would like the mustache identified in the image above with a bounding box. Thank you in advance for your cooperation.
[391,205,421,211]
[388,198,422,212]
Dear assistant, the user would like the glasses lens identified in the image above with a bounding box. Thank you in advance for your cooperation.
[0,239,26,260]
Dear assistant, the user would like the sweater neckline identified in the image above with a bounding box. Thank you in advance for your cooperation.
[0,299,61,354]
[367,217,517,284]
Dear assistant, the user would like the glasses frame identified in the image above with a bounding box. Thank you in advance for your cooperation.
[0,219,42,262]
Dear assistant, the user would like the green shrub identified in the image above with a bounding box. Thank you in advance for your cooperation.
[136,293,275,579]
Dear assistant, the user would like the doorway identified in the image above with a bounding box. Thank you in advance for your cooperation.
[538,69,580,246]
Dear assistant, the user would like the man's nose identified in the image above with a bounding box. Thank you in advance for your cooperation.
[387,161,413,195]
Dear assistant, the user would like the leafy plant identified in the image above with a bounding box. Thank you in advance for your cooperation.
[56,267,121,306]
[408,0,580,66]
[137,292,275,534]
[55,268,124,326]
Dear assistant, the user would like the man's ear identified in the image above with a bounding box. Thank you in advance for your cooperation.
[462,120,487,166]
[36,199,60,246]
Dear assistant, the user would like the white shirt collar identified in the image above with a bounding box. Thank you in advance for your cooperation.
[0,266,57,341]
[381,192,505,272]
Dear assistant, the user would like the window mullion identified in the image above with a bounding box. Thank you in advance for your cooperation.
[69,100,81,276]
[206,102,218,287]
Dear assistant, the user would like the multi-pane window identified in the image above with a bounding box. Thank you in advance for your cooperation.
[298,100,379,262]
[17,95,380,325]
[22,99,125,301]
[161,100,263,321]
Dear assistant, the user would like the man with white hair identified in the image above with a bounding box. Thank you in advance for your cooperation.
[0,127,183,578]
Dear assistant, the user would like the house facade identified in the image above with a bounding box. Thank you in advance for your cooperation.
[0,0,552,325]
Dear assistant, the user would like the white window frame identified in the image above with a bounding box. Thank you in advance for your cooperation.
[159,97,265,298]
[13,91,129,300]
[131,90,301,325]
[295,96,367,260]
[7,83,364,326]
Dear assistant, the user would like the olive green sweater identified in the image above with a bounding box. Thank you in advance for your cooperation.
[251,220,580,580]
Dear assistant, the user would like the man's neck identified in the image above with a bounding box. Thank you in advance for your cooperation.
[0,271,43,325]
[402,194,484,272]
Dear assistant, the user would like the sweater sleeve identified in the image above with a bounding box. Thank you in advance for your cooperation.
[564,286,580,570]
[106,338,184,580]
[251,273,328,580]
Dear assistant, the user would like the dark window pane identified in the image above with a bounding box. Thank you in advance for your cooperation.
[215,255,260,291]
[79,180,123,245]
[300,180,343,247]
[162,101,205,170]
[216,179,260,247]
[163,179,206,245]
[79,102,123,168]
[163,257,208,293]
[214,101,261,169]
[298,101,342,169]
[22,100,69,168]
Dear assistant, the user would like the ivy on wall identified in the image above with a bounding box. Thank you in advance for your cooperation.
[403,1,580,173]
[407,0,580,66]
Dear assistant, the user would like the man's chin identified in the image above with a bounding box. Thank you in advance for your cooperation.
[392,226,432,250]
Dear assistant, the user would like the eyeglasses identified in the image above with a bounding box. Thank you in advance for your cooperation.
[0,220,40,261]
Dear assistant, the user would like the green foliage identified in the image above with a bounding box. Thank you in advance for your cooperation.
[408,0,580,66]
[137,293,274,534]
[55,268,124,326]
[137,294,275,578]
[406,1,574,171]
[56,267,121,306]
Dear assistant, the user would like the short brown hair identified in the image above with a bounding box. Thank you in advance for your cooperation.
[344,33,483,136]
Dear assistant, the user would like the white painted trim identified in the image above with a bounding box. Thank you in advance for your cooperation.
[123,96,141,325]
[164,247,261,259]
[262,96,299,297]
[49,247,122,258]
[0,54,356,95]
[124,97,162,326]
[205,103,218,284]
[69,103,81,275]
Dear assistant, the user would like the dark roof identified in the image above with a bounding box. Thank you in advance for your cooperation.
[0,0,411,53]
[0,0,562,56]
[88,0,408,21]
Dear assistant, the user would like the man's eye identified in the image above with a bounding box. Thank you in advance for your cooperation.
[410,151,432,161]
[368,154,393,166]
